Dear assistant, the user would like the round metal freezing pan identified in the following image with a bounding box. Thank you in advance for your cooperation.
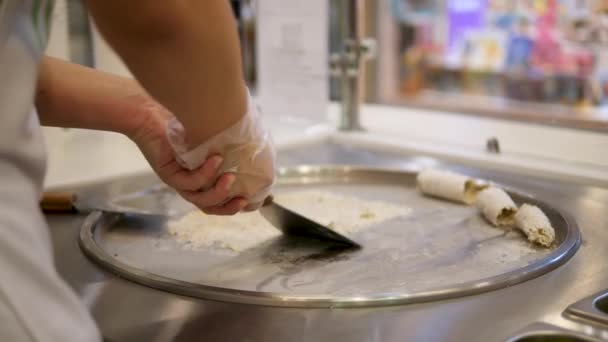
[79,166,581,308]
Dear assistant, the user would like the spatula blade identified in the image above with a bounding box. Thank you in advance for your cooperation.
[259,198,361,248]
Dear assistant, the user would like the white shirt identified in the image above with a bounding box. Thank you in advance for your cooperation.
[0,1,100,341]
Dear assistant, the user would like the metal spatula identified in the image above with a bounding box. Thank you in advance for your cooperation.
[259,196,361,247]
[40,191,166,217]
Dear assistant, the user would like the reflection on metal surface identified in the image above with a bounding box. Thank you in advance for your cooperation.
[566,290,608,328]
[506,322,604,342]
[79,166,580,308]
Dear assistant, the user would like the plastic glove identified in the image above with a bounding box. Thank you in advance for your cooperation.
[129,94,245,215]
[166,89,276,211]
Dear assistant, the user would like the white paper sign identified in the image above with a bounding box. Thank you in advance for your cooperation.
[256,0,329,126]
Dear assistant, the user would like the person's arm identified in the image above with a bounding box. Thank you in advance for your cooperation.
[36,56,148,136]
[36,56,247,215]
[85,0,247,148]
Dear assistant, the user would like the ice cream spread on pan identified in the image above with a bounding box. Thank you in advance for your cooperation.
[168,190,411,252]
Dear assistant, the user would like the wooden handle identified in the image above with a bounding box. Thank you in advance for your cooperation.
[40,191,77,213]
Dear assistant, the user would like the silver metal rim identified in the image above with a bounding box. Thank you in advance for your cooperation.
[565,290,608,327]
[79,166,581,308]
[504,322,605,342]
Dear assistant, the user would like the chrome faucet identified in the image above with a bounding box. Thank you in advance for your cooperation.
[330,0,375,131]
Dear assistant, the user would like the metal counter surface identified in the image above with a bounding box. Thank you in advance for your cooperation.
[47,142,608,342]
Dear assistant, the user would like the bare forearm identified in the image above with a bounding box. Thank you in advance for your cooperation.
[86,0,247,147]
[36,56,149,136]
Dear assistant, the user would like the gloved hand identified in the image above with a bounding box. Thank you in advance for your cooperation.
[130,94,248,215]
[166,90,276,212]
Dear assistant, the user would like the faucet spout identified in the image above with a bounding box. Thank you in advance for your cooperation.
[330,0,374,132]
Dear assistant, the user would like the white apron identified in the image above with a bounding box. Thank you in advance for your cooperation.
[0,1,100,340]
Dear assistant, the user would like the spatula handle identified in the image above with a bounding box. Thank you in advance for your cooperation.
[40,191,77,213]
